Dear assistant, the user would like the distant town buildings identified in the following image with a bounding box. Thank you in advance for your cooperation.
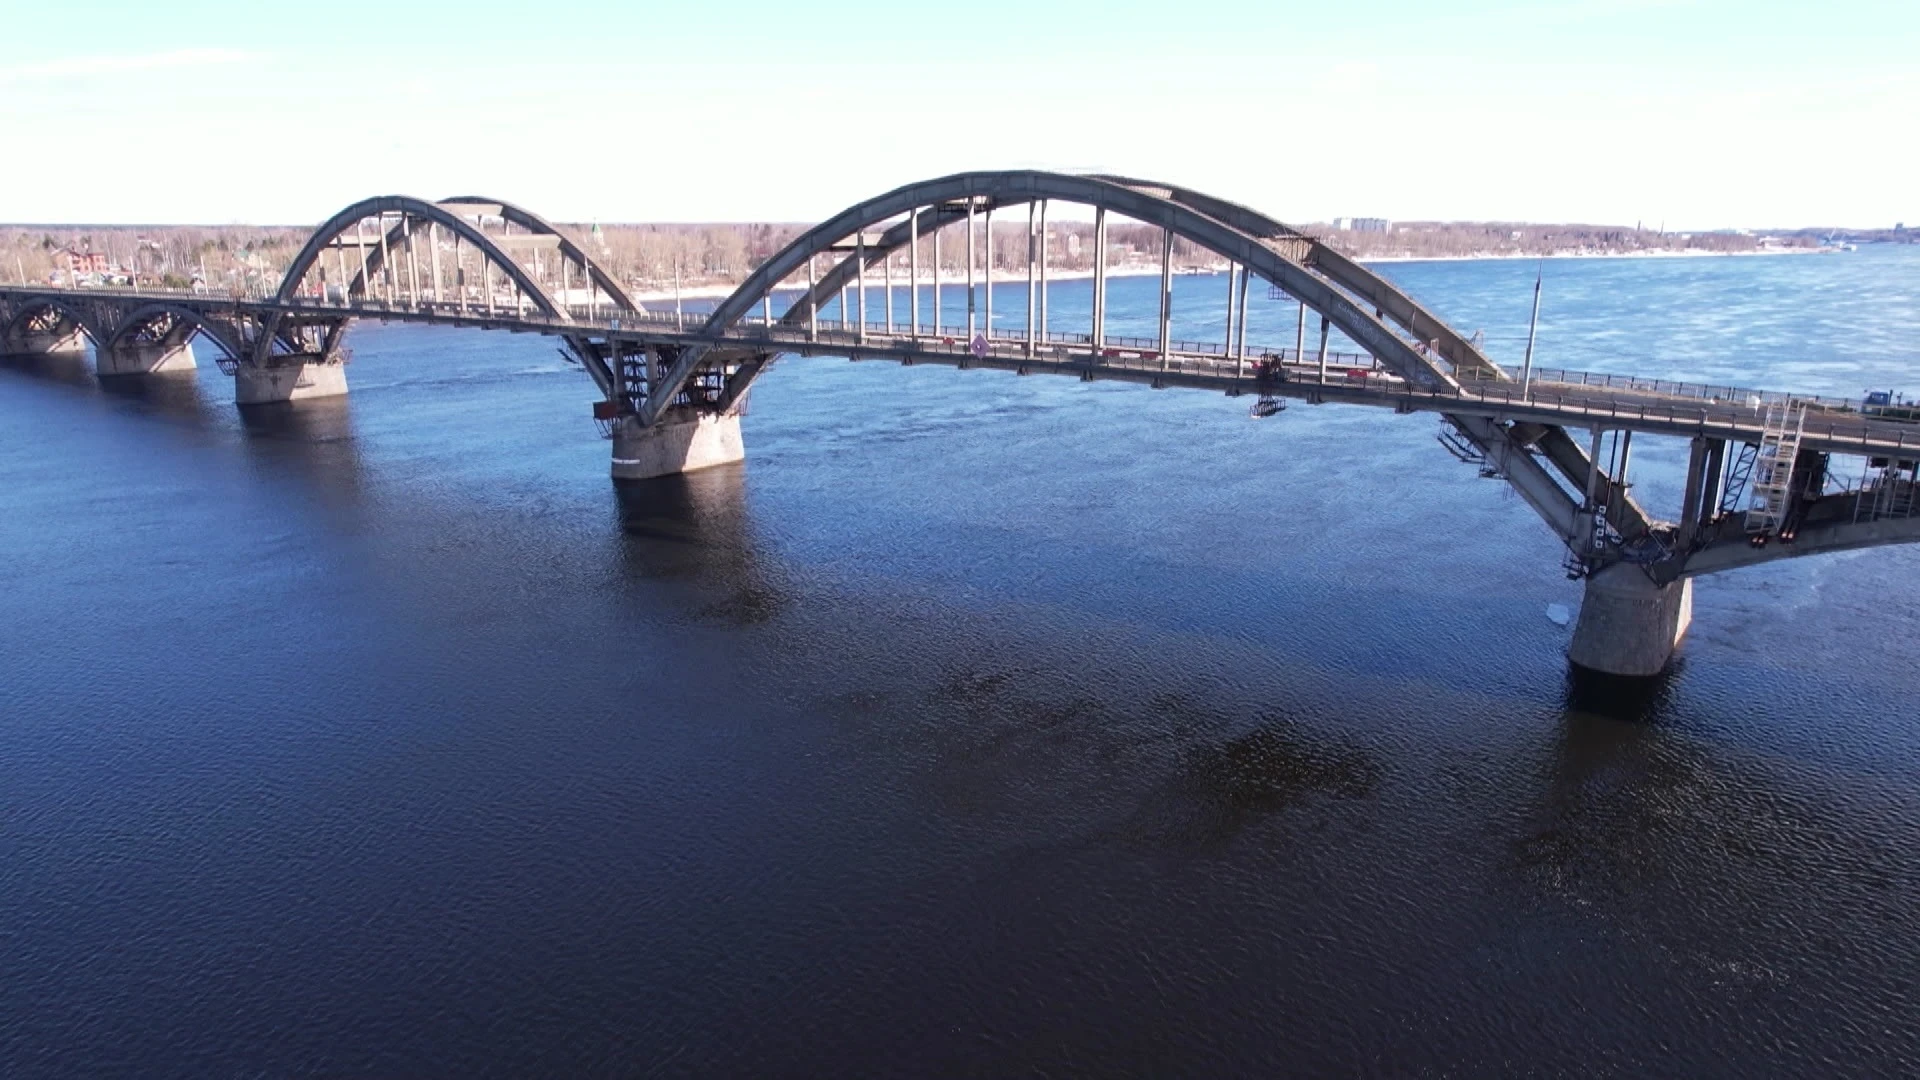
[59,248,109,274]
[1333,217,1392,233]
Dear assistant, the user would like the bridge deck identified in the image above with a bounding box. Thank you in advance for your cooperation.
[7,285,1916,460]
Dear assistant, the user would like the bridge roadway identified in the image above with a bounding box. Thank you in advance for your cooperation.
[11,284,1914,461]
[5,170,1917,679]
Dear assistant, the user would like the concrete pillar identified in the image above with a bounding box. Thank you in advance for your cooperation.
[1568,563,1694,677]
[610,412,744,481]
[234,360,349,405]
[7,325,87,357]
[96,340,196,376]
[1678,436,1709,546]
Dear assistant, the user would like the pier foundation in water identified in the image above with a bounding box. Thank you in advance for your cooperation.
[1568,563,1694,677]
[234,360,349,405]
[611,412,745,481]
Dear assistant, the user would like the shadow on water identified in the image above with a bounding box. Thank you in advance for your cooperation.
[0,350,99,390]
[612,464,786,625]
[95,368,225,425]
[1561,661,1681,724]
[236,396,359,444]
[231,397,368,513]
[1507,660,1903,919]
[1502,665,1709,895]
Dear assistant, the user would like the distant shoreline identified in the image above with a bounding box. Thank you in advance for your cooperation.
[620,247,1828,303]
[1358,246,1829,265]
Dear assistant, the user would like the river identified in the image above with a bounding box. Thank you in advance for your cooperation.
[2,245,1916,1075]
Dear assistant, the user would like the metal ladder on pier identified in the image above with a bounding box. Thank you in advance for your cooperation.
[1745,401,1805,534]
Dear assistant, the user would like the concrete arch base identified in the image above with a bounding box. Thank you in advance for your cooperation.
[234,361,349,405]
[97,341,196,376]
[611,413,745,481]
[1568,563,1694,677]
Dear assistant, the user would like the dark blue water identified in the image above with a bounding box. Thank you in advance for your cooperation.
[3,247,1917,1076]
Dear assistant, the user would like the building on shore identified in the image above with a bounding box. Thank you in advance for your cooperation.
[1333,217,1393,234]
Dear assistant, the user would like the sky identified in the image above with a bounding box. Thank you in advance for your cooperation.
[1,0,1914,228]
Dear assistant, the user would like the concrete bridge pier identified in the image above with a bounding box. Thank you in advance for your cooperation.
[611,412,745,481]
[96,340,196,376]
[6,325,88,358]
[1568,563,1694,677]
[234,360,349,405]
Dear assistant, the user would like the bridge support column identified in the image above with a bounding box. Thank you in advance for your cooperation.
[6,325,87,358]
[611,412,744,481]
[97,340,196,376]
[234,360,349,405]
[1568,563,1693,677]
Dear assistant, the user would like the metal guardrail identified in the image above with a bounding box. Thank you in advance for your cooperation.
[1457,365,1860,413]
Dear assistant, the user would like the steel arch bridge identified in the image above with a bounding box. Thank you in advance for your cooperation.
[4,170,1917,674]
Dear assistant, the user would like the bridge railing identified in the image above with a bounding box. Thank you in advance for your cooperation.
[1457,365,1861,414]
[1,282,274,301]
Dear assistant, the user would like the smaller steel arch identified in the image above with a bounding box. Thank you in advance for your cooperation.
[2,294,108,350]
[102,301,247,360]
[274,196,569,319]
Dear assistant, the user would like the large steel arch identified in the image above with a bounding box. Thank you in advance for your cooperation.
[683,171,1462,404]
[437,195,638,312]
[649,170,1645,550]
[274,195,572,318]
[1086,174,1505,380]
[1086,173,1650,534]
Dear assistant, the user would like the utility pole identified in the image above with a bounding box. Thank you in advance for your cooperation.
[1520,260,1543,398]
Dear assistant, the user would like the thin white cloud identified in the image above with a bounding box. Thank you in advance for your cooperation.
[0,48,257,82]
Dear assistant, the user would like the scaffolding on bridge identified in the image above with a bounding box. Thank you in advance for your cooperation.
[1746,401,1807,534]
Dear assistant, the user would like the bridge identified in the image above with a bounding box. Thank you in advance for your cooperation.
[4,171,1916,677]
